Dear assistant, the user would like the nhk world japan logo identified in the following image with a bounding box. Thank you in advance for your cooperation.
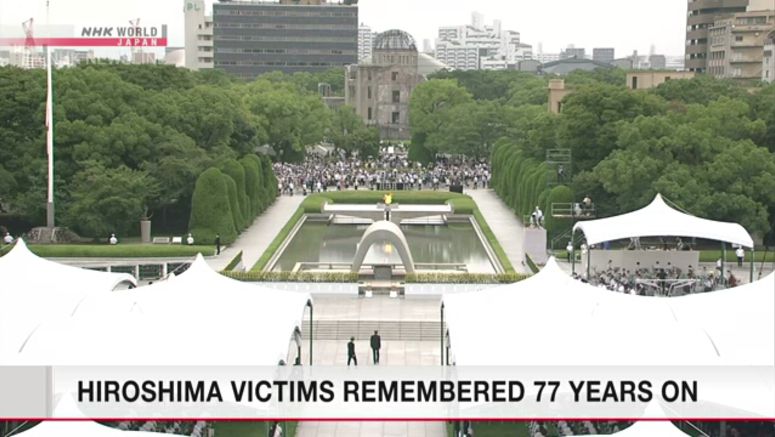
[0,24,168,47]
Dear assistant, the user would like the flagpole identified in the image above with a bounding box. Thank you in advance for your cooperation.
[45,45,54,228]
[45,0,55,229]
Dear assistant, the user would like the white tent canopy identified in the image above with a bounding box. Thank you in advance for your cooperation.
[15,396,174,436]
[0,239,136,356]
[10,255,311,366]
[443,258,775,415]
[572,194,754,248]
[585,403,689,436]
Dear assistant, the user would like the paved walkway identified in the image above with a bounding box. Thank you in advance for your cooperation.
[295,296,445,437]
[206,195,304,271]
[467,189,529,274]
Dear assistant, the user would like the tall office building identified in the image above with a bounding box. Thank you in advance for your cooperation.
[184,0,214,70]
[592,48,615,64]
[358,23,374,62]
[213,0,357,80]
[435,12,532,70]
[685,0,749,73]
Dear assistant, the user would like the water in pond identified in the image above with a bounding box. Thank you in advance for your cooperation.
[272,221,495,274]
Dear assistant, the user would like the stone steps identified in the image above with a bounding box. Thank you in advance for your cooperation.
[302,320,444,342]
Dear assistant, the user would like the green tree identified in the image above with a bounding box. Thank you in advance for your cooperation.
[64,162,159,237]
[240,155,262,219]
[409,79,473,162]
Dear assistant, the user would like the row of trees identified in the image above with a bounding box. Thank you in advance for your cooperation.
[0,63,368,238]
[188,155,277,245]
[410,69,775,242]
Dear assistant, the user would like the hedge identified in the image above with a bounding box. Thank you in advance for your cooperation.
[405,272,528,284]
[220,158,250,226]
[223,174,244,232]
[189,168,238,245]
[259,155,278,205]
[0,244,214,258]
[224,270,358,283]
[544,185,574,240]
[240,156,262,218]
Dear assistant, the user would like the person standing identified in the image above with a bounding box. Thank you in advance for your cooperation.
[566,241,573,263]
[347,337,357,366]
[215,234,221,255]
[370,330,382,364]
[109,234,118,245]
[735,246,745,268]
[3,232,13,245]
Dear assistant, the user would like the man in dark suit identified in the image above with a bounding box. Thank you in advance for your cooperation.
[347,337,357,366]
[370,330,382,364]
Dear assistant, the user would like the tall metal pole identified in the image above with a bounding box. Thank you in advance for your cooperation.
[45,0,55,229]
[45,44,54,229]
[307,301,313,366]
[440,303,445,366]
[749,248,755,283]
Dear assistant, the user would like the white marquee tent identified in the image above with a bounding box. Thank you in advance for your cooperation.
[10,255,312,366]
[443,258,775,416]
[573,194,754,248]
[585,403,689,436]
[0,239,136,356]
[15,396,177,437]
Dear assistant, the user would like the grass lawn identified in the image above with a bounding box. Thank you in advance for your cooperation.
[251,191,514,274]
[447,422,530,437]
[0,243,214,258]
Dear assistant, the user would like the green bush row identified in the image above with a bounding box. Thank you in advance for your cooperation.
[405,272,528,284]
[188,154,278,245]
[491,141,573,240]
[0,243,214,258]
[223,270,359,283]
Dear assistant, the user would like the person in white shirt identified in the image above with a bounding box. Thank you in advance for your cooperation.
[186,233,195,245]
[566,241,573,262]
[735,246,745,267]
[3,232,13,245]
[109,234,118,245]
[534,206,544,228]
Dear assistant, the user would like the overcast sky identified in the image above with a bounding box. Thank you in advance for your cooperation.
[0,0,687,56]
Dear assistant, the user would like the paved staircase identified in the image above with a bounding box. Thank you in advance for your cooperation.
[302,320,444,342]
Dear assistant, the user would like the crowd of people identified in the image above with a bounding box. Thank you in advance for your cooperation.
[273,149,491,196]
[576,261,738,296]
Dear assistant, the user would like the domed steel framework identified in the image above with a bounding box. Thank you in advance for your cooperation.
[373,29,417,52]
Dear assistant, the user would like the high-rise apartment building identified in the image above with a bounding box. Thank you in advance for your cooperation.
[592,48,615,64]
[435,12,532,70]
[212,0,357,80]
[707,9,775,79]
[358,23,374,62]
[685,0,749,73]
[184,0,214,70]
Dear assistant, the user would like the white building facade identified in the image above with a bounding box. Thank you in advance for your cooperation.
[184,0,214,70]
[765,31,775,82]
[435,12,532,70]
[358,23,374,62]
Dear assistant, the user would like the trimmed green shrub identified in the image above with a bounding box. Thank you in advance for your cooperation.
[220,158,249,227]
[259,154,278,206]
[223,174,244,232]
[239,156,261,219]
[242,154,267,213]
[189,168,238,245]
[544,184,574,240]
